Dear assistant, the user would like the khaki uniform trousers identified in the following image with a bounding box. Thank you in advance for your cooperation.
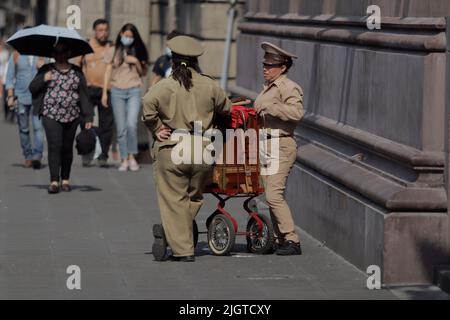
[154,147,212,257]
[262,137,300,244]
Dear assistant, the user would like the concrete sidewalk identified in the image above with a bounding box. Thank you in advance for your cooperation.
[0,121,447,300]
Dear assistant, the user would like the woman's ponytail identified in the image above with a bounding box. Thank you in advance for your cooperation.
[172,55,201,91]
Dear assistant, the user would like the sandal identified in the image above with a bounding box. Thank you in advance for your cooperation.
[48,184,60,195]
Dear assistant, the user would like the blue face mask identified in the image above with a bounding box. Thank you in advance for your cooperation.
[121,36,134,47]
[165,47,172,58]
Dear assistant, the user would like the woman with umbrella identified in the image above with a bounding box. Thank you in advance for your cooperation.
[7,26,95,193]
[30,41,94,194]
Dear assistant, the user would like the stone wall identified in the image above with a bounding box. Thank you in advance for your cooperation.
[247,0,450,17]
[233,0,450,285]
[150,0,246,80]
[46,0,150,45]
[0,0,35,36]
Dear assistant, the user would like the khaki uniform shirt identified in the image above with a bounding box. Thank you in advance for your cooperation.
[104,47,142,89]
[142,68,232,153]
[254,75,305,136]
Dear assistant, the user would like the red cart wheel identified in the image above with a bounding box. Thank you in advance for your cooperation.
[246,214,275,255]
[208,214,236,256]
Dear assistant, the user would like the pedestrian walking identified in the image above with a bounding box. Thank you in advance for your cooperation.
[0,38,12,122]
[78,19,115,167]
[29,43,94,194]
[102,23,149,172]
[150,30,182,86]
[143,36,232,262]
[5,49,46,169]
[255,42,305,256]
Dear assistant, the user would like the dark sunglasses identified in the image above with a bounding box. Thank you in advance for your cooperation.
[263,62,284,68]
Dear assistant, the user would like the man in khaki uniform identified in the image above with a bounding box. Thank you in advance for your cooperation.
[254,42,305,256]
[142,36,231,262]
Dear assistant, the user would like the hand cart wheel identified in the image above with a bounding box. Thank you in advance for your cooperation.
[246,214,275,254]
[208,214,236,256]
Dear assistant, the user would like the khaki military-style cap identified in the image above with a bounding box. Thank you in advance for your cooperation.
[168,36,204,57]
[261,42,298,65]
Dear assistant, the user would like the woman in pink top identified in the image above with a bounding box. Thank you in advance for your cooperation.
[102,23,149,172]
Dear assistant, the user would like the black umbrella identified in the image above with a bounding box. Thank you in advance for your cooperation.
[7,25,93,58]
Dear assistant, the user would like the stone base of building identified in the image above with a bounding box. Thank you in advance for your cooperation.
[284,164,450,285]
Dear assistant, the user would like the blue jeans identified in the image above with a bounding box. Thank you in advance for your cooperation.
[110,87,142,159]
[16,104,44,161]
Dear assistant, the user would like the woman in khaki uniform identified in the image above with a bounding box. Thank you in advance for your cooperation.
[254,42,305,256]
[142,36,231,262]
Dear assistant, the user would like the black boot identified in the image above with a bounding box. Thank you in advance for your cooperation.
[170,256,196,263]
[32,160,42,170]
[275,241,303,256]
[152,224,168,262]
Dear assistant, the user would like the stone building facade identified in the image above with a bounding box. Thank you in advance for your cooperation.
[231,0,450,285]
[0,0,35,36]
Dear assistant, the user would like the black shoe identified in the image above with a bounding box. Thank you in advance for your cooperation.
[48,184,60,195]
[32,160,42,170]
[267,242,282,255]
[170,255,196,263]
[276,241,303,256]
[82,161,92,168]
[98,158,108,168]
[152,224,168,262]
[98,155,109,168]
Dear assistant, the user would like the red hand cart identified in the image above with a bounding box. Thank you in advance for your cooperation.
[199,102,275,256]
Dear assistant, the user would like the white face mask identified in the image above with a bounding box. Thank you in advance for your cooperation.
[165,47,172,58]
[121,36,134,47]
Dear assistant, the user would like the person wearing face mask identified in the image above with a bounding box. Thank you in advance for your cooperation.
[150,30,182,87]
[254,42,305,256]
[29,43,94,194]
[102,23,149,172]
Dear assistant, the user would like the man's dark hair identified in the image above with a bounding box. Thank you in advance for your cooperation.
[93,19,109,30]
[167,30,182,41]
[282,58,293,74]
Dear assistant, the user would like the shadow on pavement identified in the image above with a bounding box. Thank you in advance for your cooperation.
[145,242,252,259]
[21,184,103,192]
[11,163,48,170]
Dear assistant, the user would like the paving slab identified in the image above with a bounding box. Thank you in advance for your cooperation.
[0,121,446,300]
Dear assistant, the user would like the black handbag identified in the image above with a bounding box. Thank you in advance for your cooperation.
[75,129,96,155]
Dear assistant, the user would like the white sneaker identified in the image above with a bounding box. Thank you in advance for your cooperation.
[129,159,140,172]
[118,161,129,172]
